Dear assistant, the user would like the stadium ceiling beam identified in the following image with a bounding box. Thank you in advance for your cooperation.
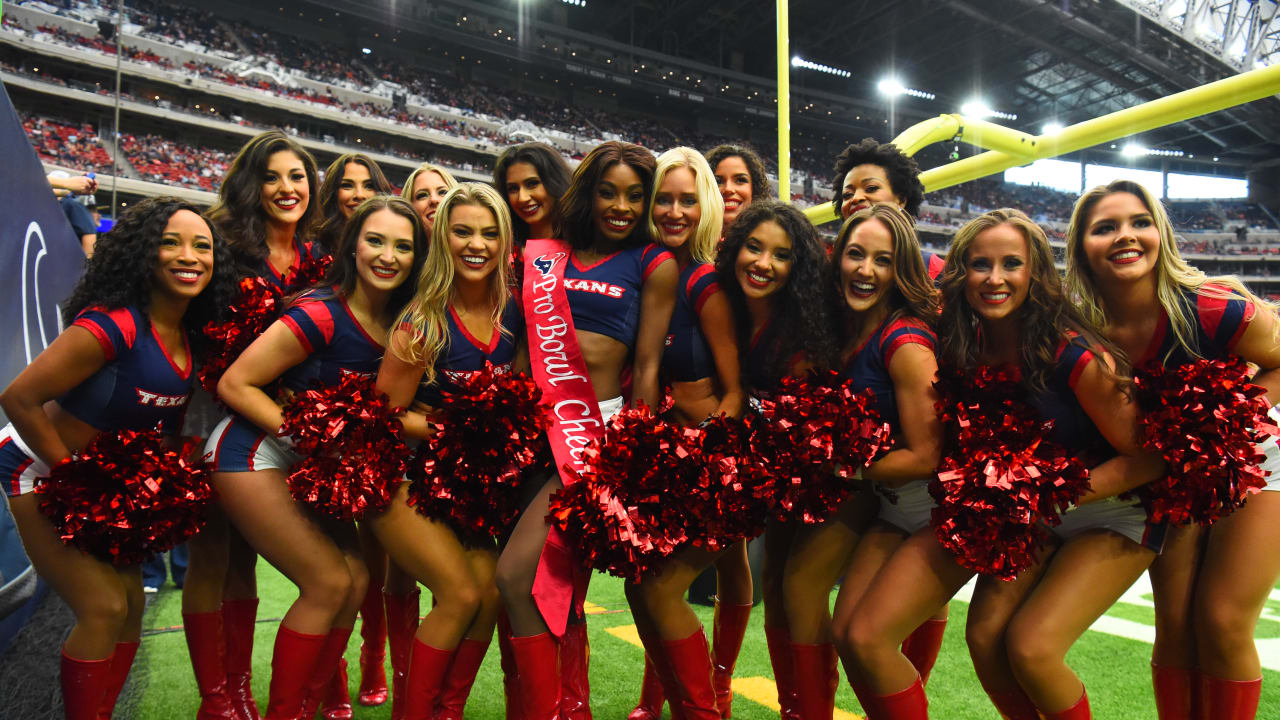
[1111,0,1280,72]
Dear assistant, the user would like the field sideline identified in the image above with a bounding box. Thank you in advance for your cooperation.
[133,565,1280,719]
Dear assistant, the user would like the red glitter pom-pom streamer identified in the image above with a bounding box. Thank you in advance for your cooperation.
[407,367,549,538]
[747,371,894,524]
[198,277,283,396]
[279,373,410,520]
[35,430,213,566]
[1132,356,1277,526]
[281,252,333,296]
[929,364,1091,580]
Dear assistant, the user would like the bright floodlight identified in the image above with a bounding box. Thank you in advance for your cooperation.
[878,78,906,96]
[1122,143,1147,157]
[961,100,993,118]
[1041,122,1064,135]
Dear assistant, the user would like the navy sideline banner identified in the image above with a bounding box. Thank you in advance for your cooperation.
[0,79,86,652]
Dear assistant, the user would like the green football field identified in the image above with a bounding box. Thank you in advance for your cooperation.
[134,565,1280,719]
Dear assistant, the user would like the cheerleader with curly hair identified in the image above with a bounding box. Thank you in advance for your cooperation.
[714,199,837,719]
[204,196,428,720]
[0,197,237,719]
[1065,181,1280,720]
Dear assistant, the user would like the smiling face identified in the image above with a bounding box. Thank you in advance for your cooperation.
[714,156,753,229]
[336,162,376,219]
[447,202,501,284]
[652,166,701,252]
[504,161,553,232]
[735,219,793,301]
[153,209,215,303]
[963,223,1031,324]
[841,164,903,219]
[259,150,310,228]
[839,218,896,315]
[410,170,452,232]
[354,208,416,294]
[1081,191,1162,288]
[592,162,645,243]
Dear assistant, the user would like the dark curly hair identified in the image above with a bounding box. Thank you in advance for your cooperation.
[62,197,238,358]
[706,143,773,203]
[493,142,572,244]
[207,131,320,273]
[715,200,836,390]
[555,141,656,251]
[830,138,924,218]
[314,153,393,255]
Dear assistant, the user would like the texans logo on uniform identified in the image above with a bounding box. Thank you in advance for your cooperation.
[533,252,565,277]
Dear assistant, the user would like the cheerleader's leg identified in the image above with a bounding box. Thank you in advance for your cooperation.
[761,518,800,720]
[710,539,753,717]
[435,542,500,720]
[1149,523,1206,720]
[354,521,389,706]
[831,522,908,690]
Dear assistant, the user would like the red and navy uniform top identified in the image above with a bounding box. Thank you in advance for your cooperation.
[1138,285,1254,369]
[839,315,934,431]
[1027,337,1117,468]
[247,237,325,293]
[565,243,673,347]
[415,300,524,408]
[278,290,385,391]
[923,251,946,283]
[663,262,720,383]
[59,306,193,434]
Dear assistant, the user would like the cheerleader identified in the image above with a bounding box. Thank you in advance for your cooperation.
[706,144,772,233]
[205,196,428,720]
[494,142,573,244]
[843,209,1163,720]
[189,130,322,720]
[403,162,459,234]
[370,183,520,718]
[494,140,677,719]
[315,153,393,254]
[715,200,837,719]
[831,138,945,281]
[1064,180,1280,720]
[0,197,236,719]
[624,147,745,720]
[773,203,941,719]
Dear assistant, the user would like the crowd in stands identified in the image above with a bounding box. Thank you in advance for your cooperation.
[21,112,114,174]
[118,131,230,191]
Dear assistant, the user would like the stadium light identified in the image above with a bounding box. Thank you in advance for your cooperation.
[1041,121,1064,135]
[562,0,587,6]
[791,56,852,79]
[1122,142,1147,157]
[877,77,935,100]
[361,47,371,55]
[960,99,1016,121]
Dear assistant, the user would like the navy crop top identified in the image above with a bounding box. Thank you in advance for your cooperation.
[59,306,193,434]
[663,262,720,383]
[1140,285,1254,368]
[840,315,935,431]
[564,243,673,347]
[278,291,385,391]
[415,300,524,407]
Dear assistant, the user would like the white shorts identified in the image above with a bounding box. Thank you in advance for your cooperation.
[1053,496,1166,552]
[1256,405,1280,492]
[599,396,624,424]
[0,424,50,497]
[204,415,300,473]
[874,477,935,534]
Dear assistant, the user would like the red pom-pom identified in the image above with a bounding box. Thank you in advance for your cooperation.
[748,371,893,524]
[1131,357,1277,525]
[689,414,773,550]
[407,366,549,539]
[279,374,410,520]
[35,430,213,566]
[198,277,283,396]
[929,364,1091,580]
[282,251,333,296]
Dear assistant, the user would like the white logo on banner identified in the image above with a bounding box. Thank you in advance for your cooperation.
[22,221,62,364]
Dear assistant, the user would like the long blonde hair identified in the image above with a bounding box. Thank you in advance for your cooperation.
[394,183,514,384]
[1064,179,1268,363]
[648,147,724,264]
[401,162,459,203]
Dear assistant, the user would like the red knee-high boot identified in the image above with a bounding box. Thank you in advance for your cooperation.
[791,643,838,720]
[357,585,388,706]
[497,612,524,720]
[1197,673,1261,720]
[97,641,139,720]
[385,590,421,720]
[510,633,561,720]
[899,619,946,687]
[223,598,262,720]
[711,602,752,718]
[183,612,237,720]
[1152,663,1195,720]
[435,637,490,720]
[983,688,1040,720]
[62,649,113,720]
[263,626,326,720]
[403,638,454,720]
[299,627,353,720]
[763,625,801,720]
[560,622,592,720]
[1041,687,1091,720]
[664,627,721,720]
[868,675,928,720]
[320,658,353,720]
[627,653,665,720]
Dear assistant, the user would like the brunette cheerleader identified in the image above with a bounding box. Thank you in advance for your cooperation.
[205,196,427,720]
[779,203,942,719]
[188,130,323,720]
[624,147,745,720]
[706,144,773,233]
[315,153,394,254]
[495,142,573,244]
[1065,180,1280,720]
[404,162,459,234]
[371,183,521,719]
[842,209,1163,720]
[715,200,838,719]
[0,197,236,719]
[494,140,677,719]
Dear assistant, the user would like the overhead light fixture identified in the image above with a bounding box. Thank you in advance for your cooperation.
[960,100,1016,121]
[1122,142,1147,157]
[562,0,586,6]
[1041,121,1064,135]
[361,47,371,55]
[791,56,851,79]
[876,77,935,100]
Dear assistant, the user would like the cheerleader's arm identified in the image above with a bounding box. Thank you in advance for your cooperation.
[217,320,309,437]
[863,341,941,486]
[1074,352,1166,504]
[1230,305,1280,402]
[375,326,434,441]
